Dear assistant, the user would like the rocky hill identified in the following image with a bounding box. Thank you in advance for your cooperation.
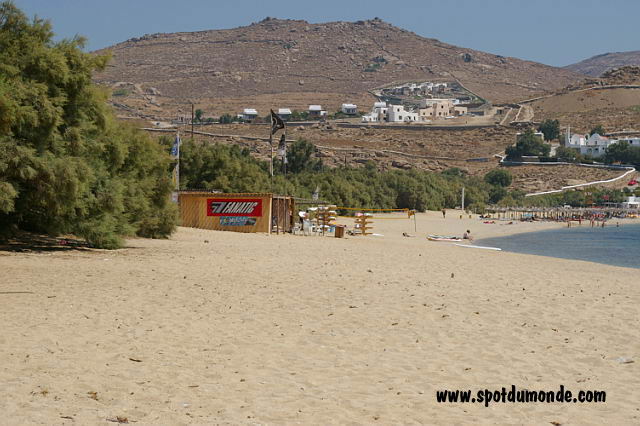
[93,18,582,119]
[564,51,640,77]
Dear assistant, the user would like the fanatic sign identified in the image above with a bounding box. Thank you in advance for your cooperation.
[207,198,263,217]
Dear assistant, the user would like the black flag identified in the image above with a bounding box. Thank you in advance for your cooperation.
[270,109,285,135]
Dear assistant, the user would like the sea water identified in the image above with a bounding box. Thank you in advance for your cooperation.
[477,223,640,269]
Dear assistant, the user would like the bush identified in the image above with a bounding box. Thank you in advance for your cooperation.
[604,141,640,166]
[0,2,177,248]
[112,88,130,97]
[484,169,512,187]
[506,128,551,159]
[555,146,579,162]
[538,119,560,141]
[178,139,493,211]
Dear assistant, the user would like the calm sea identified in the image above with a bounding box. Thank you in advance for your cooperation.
[477,223,640,269]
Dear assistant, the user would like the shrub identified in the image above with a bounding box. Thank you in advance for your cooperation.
[0,2,177,248]
[484,169,512,187]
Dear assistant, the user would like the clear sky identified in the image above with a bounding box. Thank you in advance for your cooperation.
[12,0,640,67]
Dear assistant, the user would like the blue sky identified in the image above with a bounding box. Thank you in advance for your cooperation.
[12,0,640,67]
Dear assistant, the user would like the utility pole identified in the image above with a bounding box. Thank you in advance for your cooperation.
[191,103,195,139]
[461,186,465,212]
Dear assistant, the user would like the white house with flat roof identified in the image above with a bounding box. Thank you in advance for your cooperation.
[362,102,388,122]
[387,104,419,123]
[277,108,292,120]
[241,108,258,121]
[308,105,327,118]
[341,103,358,115]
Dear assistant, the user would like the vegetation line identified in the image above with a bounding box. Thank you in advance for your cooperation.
[524,168,636,197]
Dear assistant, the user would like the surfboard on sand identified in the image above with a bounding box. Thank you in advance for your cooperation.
[427,235,462,242]
[454,243,502,251]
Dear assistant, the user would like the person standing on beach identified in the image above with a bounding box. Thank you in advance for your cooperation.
[442,209,446,219]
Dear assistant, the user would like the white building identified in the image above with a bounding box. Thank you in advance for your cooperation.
[308,105,327,118]
[622,196,640,209]
[241,108,258,121]
[565,131,640,158]
[277,108,292,120]
[341,103,358,115]
[387,104,419,123]
[362,102,388,122]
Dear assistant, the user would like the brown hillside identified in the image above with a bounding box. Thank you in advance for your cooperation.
[565,51,640,77]
[530,68,640,133]
[94,18,582,119]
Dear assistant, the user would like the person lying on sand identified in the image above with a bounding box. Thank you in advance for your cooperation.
[402,232,415,237]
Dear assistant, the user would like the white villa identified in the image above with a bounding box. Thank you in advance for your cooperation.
[362,99,466,123]
[308,105,327,118]
[387,104,419,122]
[565,131,640,158]
[277,108,292,120]
[341,103,358,115]
[240,108,258,121]
[361,102,388,122]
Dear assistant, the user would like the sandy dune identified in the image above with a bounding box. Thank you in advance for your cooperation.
[1,212,638,425]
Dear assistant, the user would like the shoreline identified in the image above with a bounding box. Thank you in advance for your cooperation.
[2,211,639,423]
[475,220,640,270]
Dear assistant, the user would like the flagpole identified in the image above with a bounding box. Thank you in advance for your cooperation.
[269,133,274,187]
[176,131,180,191]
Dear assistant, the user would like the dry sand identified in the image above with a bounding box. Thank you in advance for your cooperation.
[1,212,639,425]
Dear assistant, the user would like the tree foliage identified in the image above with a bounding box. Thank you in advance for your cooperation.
[555,146,579,162]
[537,119,560,141]
[522,187,624,208]
[590,124,605,136]
[604,141,640,166]
[484,169,512,187]
[506,128,551,159]
[177,139,498,211]
[280,139,323,174]
[0,2,177,247]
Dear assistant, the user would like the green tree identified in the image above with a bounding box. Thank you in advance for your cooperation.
[441,167,467,178]
[604,141,640,166]
[484,169,513,187]
[218,113,235,124]
[488,186,508,204]
[194,109,204,122]
[590,124,605,136]
[283,139,323,174]
[0,2,177,247]
[179,141,270,192]
[506,128,551,159]
[555,146,579,162]
[538,119,560,141]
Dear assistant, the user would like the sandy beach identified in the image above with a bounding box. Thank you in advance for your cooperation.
[1,212,638,425]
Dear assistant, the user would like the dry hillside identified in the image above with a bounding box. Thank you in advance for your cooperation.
[507,165,629,194]
[94,18,582,119]
[531,66,640,133]
[172,123,514,175]
[565,51,640,76]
